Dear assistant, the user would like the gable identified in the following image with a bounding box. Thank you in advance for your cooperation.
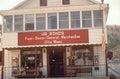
[12,0,100,10]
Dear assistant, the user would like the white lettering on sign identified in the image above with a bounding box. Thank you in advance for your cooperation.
[25,37,34,40]
[44,40,52,44]
[61,35,80,39]
[41,32,47,36]
[35,36,45,40]
[53,40,62,43]
[49,31,64,36]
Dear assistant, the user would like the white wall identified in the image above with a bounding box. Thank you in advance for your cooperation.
[40,48,47,77]
[93,46,106,77]
[89,29,107,44]
[4,49,20,79]
[2,33,18,48]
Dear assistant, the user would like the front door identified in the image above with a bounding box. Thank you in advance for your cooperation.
[48,51,64,77]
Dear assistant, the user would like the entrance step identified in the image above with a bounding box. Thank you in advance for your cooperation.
[16,77,110,79]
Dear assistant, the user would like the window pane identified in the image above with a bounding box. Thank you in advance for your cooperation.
[14,15,23,32]
[94,10,103,18]
[82,11,91,19]
[94,19,103,26]
[40,0,47,6]
[36,14,46,30]
[59,12,69,29]
[94,10,103,27]
[25,14,34,31]
[71,12,80,28]
[82,11,92,28]
[4,16,12,32]
[48,13,57,29]
[63,0,70,5]
[82,20,91,28]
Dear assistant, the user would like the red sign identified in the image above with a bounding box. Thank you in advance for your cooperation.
[18,30,89,46]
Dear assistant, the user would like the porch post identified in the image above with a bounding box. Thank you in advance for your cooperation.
[70,47,72,77]
[35,48,37,78]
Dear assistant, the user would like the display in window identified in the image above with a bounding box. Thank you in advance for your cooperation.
[72,49,93,66]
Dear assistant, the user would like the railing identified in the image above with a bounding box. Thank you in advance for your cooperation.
[108,66,120,79]
[2,65,107,79]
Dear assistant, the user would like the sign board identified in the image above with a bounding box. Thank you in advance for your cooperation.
[18,30,89,46]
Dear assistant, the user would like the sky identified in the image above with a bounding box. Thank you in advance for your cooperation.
[0,0,120,25]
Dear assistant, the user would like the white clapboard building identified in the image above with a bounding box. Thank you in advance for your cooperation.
[0,0,109,78]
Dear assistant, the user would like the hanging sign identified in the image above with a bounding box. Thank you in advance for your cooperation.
[18,30,89,46]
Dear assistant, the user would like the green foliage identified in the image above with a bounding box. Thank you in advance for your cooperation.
[107,34,119,50]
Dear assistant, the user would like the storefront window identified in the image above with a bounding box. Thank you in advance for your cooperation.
[48,13,57,29]
[82,11,92,28]
[71,11,80,28]
[72,49,93,66]
[21,50,43,67]
[14,15,23,32]
[4,16,13,32]
[36,14,46,30]
[59,12,69,29]
[94,10,103,27]
[25,14,34,31]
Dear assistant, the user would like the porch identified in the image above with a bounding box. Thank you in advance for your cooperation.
[16,77,110,79]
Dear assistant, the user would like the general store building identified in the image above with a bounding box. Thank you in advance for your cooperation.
[0,0,109,78]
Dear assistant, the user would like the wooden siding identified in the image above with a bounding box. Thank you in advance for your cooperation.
[12,0,98,10]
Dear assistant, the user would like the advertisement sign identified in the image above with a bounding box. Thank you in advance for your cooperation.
[18,30,89,46]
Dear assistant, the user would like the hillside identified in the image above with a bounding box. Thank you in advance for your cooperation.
[107,25,120,59]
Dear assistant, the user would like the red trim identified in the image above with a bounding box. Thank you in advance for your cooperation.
[70,47,72,77]
[1,49,4,79]
[34,48,37,78]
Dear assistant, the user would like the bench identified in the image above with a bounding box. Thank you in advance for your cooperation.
[75,67,92,76]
